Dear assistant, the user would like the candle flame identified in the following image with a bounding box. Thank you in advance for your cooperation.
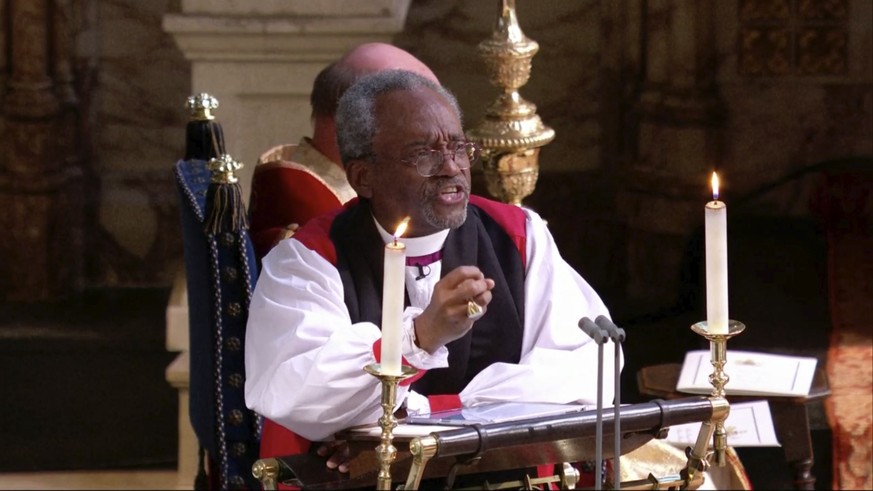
[393,216,410,243]
[711,172,720,201]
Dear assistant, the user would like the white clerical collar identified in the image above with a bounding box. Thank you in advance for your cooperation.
[373,217,449,257]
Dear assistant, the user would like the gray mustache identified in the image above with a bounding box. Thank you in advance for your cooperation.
[424,177,469,195]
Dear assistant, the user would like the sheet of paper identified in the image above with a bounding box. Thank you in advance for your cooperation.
[676,350,817,397]
[345,423,454,439]
[663,400,780,447]
[404,401,589,426]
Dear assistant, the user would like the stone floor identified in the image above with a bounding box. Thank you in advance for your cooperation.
[0,469,179,490]
[0,288,178,471]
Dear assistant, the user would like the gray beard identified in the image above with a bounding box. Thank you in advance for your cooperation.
[420,177,470,230]
[422,201,467,230]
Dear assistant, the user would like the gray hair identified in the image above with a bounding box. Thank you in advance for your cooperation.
[336,69,462,165]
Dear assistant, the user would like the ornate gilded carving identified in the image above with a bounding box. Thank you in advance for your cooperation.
[222,265,240,282]
[221,231,236,247]
[4,0,59,118]
[738,0,849,77]
[187,92,220,121]
[466,0,554,206]
[0,0,85,301]
[231,442,247,457]
[228,373,245,388]
[209,154,243,185]
[482,149,541,206]
[228,409,244,426]
[738,27,792,76]
[225,336,242,352]
[798,27,848,75]
[739,0,790,22]
[798,0,848,20]
[226,301,242,318]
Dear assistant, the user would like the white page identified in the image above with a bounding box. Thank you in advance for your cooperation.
[405,401,589,426]
[344,423,454,439]
[663,400,780,447]
[344,402,590,438]
[676,350,817,397]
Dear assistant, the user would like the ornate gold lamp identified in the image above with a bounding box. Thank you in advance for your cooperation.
[466,0,555,206]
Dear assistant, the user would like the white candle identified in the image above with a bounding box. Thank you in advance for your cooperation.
[380,217,409,375]
[705,172,729,334]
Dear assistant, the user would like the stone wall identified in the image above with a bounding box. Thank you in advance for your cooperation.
[88,0,191,286]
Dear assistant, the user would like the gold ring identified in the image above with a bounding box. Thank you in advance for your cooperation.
[466,300,484,320]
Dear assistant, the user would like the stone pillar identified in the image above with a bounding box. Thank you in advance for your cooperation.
[163,0,413,199]
[0,0,84,301]
[618,0,726,316]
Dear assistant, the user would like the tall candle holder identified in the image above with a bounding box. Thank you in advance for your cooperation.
[364,363,419,490]
[687,320,745,471]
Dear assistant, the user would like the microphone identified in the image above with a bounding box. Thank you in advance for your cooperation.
[578,317,609,490]
[595,315,625,490]
[414,263,431,281]
[406,251,442,281]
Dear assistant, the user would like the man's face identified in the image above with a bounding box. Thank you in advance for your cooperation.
[366,88,471,237]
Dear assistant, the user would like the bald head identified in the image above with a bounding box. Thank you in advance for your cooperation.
[311,43,437,120]
[339,43,438,83]
[309,42,437,164]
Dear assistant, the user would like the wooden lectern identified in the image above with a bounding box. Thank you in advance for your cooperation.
[252,397,723,490]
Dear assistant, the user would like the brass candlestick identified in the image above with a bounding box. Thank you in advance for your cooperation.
[364,364,419,490]
[466,0,555,206]
[688,320,745,469]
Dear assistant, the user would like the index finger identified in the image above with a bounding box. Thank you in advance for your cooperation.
[440,265,485,288]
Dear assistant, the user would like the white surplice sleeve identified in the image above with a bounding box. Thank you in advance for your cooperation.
[244,239,445,441]
[459,208,622,408]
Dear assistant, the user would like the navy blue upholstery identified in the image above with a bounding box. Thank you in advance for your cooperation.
[175,157,261,489]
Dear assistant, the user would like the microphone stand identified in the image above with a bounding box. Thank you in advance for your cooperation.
[596,315,625,490]
[578,317,608,490]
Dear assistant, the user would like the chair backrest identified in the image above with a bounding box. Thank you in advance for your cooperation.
[175,93,261,489]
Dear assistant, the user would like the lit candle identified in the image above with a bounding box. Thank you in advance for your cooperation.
[380,217,409,375]
[705,172,729,334]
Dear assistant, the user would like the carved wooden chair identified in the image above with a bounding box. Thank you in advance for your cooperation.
[174,93,261,489]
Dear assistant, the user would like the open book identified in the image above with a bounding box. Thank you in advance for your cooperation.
[344,402,590,439]
[664,400,780,447]
[676,350,817,397]
[404,401,589,426]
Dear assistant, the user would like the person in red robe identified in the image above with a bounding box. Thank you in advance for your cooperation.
[248,42,438,262]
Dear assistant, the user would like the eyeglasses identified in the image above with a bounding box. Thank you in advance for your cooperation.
[398,141,481,177]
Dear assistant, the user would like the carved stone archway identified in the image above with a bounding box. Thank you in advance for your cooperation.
[0,0,87,302]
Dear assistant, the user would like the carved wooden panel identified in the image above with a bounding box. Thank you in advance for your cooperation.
[739,0,791,21]
[738,0,849,77]
[797,27,849,75]
[798,0,848,20]
[739,27,792,76]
